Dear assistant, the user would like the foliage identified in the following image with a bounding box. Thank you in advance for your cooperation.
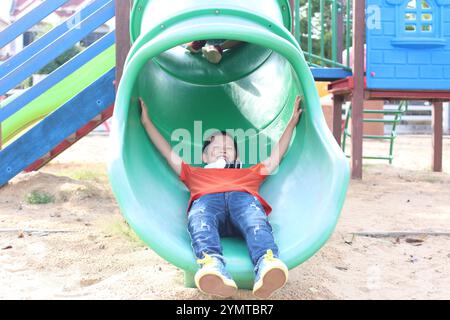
[38,45,82,75]
[297,0,353,67]
[26,190,55,204]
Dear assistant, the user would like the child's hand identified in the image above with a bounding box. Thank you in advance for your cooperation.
[139,97,150,125]
[289,96,303,127]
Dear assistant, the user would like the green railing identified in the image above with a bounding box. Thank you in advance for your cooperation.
[342,101,409,164]
[292,0,352,70]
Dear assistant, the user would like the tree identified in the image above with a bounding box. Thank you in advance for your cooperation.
[297,0,352,67]
[38,45,82,74]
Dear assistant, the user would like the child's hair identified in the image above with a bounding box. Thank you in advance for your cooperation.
[202,130,238,159]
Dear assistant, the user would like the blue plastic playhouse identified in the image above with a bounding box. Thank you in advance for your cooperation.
[366,0,450,90]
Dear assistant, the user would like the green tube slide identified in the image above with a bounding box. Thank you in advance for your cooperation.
[1,46,115,145]
[108,0,350,289]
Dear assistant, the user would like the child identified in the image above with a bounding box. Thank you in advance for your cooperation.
[185,40,244,64]
[139,96,302,298]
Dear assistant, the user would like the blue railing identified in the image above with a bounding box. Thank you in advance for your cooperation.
[0,0,71,49]
[0,69,115,183]
[0,0,111,77]
[0,0,115,97]
[0,0,115,123]
[0,32,115,123]
[0,0,116,185]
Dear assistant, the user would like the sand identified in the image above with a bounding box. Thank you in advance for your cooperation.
[0,134,449,300]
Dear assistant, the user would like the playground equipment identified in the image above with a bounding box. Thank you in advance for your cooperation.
[366,0,450,90]
[342,101,408,164]
[1,47,114,145]
[328,0,450,178]
[0,0,352,182]
[108,0,349,289]
[0,0,116,179]
[0,0,447,290]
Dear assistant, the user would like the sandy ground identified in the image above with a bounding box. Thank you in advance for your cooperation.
[0,134,449,300]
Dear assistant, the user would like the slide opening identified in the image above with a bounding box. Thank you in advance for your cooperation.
[109,5,350,289]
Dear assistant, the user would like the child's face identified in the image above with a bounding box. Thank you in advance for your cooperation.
[202,134,237,164]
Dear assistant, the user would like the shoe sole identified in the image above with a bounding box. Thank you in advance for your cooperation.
[202,48,222,64]
[197,274,237,298]
[253,268,287,299]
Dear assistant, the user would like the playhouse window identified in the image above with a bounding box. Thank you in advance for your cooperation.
[421,0,431,9]
[403,0,434,35]
[406,0,416,9]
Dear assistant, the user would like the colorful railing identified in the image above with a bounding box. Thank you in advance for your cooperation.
[0,0,116,185]
[291,0,353,80]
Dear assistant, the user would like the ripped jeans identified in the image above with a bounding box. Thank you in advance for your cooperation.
[187,191,279,269]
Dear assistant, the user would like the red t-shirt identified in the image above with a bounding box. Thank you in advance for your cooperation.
[180,162,272,215]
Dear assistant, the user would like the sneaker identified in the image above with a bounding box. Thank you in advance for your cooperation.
[252,250,288,299]
[194,253,238,298]
[186,40,207,54]
[202,45,223,64]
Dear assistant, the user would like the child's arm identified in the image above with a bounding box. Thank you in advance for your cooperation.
[262,96,303,174]
[139,98,183,175]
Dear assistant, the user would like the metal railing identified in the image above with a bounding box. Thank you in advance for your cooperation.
[291,0,353,70]
[342,101,409,164]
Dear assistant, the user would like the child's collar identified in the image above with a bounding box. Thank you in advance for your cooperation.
[204,159,243,169]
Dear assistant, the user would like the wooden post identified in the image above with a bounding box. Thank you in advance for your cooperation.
[351,0,365,179]
[432,100,443,172]
[333,94,344,146]
[115,0,132,90]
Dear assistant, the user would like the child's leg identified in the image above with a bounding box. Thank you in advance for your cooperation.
[227,191,287,298]
[187,194,226,263]
[226,192,279,267]
[186,40,207,53]
[220,40,244,50]
[188,193,238,298]
[201,45,223,64]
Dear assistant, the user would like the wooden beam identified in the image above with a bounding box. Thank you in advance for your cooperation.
[115,0,132,90]
[333,95,344,146]
[24,105,115,172]
[432,101,443,172]
[351,0,365,179]
[353,231,450,238]
[367,90,450,101]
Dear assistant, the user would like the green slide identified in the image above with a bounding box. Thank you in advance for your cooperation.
[108,0,350,289]
[1,46,115,145]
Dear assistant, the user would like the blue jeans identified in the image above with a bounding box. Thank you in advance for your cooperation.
[187,191,279,270]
